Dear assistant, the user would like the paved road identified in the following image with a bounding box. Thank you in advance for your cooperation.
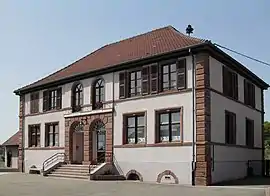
[0,173,267,196]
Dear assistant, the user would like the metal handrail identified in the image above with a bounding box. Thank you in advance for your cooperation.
[88,153,106,173]
[42,152,66,173]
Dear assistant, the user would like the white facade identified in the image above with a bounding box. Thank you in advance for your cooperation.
[21,54,265,184]
[209,56,263,183]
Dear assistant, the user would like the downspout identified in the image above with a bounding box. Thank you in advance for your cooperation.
[190,48,196,185]
[112,72,115,164]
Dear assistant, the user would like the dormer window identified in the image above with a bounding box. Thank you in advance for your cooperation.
[72,82,83,112]
[92,78,105,110]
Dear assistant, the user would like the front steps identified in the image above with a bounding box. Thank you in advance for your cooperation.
[46,164,98,180]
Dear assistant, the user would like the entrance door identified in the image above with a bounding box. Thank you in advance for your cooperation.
[72,131,84,164]
[97,129,106,163]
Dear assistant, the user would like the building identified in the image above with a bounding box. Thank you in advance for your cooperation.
[13,26,268,185]
[0,131,20,169]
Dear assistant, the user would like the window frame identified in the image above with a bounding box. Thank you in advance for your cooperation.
[245,118,254,147]
[223,66,238,100]
[43,88,62,112]
[128,69,142,97]
[30,92,39,114]
[71,82,83,112]
[225,110,236,145]
[160,61,178,91]
[123,112,146,145]
[28,124,41,147]
[92,78,105,110]
[45,122,59,147]
[244,79,256,108]
[155,107,183,143]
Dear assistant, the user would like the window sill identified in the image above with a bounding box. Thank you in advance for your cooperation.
[25,147,64,150]
[114,142,191,148]
[117,88,192,102]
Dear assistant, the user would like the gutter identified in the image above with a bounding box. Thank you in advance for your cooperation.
[190,48,196,186]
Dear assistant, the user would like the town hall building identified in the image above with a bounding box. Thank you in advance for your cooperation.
[14,26,268,185]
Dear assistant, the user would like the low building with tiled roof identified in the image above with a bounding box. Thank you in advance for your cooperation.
[1,131,20,169]
[13,26,268,185]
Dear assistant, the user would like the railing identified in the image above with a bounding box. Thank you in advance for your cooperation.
[88,153,106,173]
[42,153,66,175]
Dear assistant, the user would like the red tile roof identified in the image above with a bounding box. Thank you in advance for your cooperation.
[15,26,205,92]
[1,131,20,146]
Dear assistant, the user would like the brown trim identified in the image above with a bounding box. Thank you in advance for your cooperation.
[114,142,192,148]
[154,107,183,144]
[18,95,25,172]
[195,53,212,186]
[25,147,64,150]
[208,141,262,150]
[210,88,262,113]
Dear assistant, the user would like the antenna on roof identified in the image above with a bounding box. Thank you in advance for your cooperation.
[186,24,194,36]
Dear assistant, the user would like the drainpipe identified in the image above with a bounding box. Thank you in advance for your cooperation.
[111,72,115,164]
[190,48,196,185]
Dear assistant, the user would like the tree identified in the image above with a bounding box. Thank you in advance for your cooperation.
[264,121,270,159]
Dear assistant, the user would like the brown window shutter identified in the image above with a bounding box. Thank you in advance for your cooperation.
[244,79,248,104]
[158,64,163,92]
[234,73,238,100]
[122,116,127,144]
[155,112,160,143]
[30,94,34,113]
[251,84,255,107]
[150,63,158,93]
[56,88,62,109]
[222,66,228,95]
[233,114,236,144]
[43,91,49,112]
[119,72,126,99]
[177,59,186,89]
[142,66,149,95]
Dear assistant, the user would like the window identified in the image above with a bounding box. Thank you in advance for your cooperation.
[92,79,105,110]
[244,80,255,107]
[118,58,186,99]
[123,114,145,144]
[225,111,236,144]
[72,82,83,112]
[223,66,238,100]
[45,123,59,147]
[246,118,254,147]
[43,88,62,111]
[28,125,40,147]
[30,92,39,114]
[156,109,181,143]
[162,63,177,91]
[129,71,142,97]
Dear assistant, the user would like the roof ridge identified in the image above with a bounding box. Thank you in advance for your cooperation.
[102,25,172,48]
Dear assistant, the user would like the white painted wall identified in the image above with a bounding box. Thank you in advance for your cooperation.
[115,147,192,184]
[211,145,262,183]
[209,56,263,183]
[24,149,64,173]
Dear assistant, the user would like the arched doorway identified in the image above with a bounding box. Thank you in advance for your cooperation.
[70,121,84,164]
[90,120,106,164]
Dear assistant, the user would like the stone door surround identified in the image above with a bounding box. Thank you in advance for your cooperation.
[64,112,113,165]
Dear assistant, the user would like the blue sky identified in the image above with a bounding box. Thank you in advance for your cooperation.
[0,0,269,143]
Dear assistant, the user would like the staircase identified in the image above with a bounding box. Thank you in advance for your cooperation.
[45,164,99,180]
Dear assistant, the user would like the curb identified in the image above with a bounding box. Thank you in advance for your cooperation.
[265,188,270,196]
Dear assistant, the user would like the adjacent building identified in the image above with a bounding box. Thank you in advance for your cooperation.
[0,131,20,169]
[14,26,268,185]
